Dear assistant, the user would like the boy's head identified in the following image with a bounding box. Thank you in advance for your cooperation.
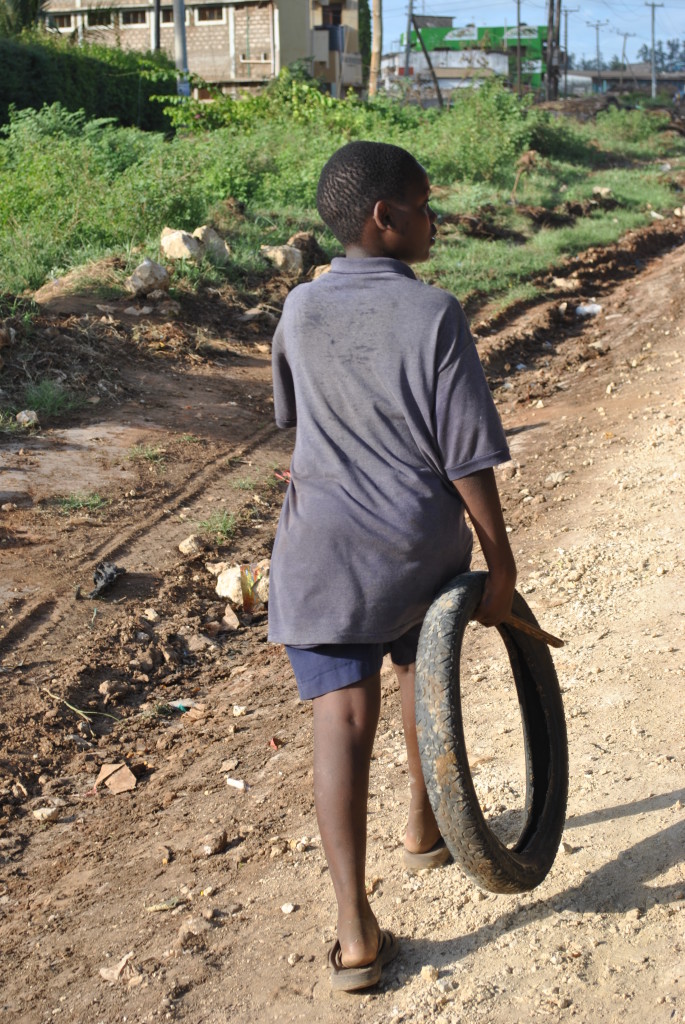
[317,141,436,263]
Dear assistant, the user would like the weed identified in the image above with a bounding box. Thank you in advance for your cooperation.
[231,477,256,490]
[58,493,109,514]
[180,433,201,444]
[128,443,166,470]
[198,509,237,545]
[23,379,82,417]
[0,409,22,433]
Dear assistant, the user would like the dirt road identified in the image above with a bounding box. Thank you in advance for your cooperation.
[0,229,683,1024]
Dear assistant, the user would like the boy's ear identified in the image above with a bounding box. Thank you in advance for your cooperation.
[372,199,394,233]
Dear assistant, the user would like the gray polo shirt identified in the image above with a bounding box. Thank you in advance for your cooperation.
[268,257,509,646]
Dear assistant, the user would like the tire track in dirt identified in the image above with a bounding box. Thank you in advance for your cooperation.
[0,421,282,661]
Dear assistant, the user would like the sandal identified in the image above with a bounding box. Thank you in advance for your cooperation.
[328,929,399,992]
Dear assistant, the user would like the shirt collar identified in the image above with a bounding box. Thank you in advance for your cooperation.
[330,256,417,280]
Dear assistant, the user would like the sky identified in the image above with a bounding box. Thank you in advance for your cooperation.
[381,0,685,66]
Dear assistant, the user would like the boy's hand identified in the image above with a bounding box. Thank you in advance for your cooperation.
[474,568,517,626]
[452,468,517,627]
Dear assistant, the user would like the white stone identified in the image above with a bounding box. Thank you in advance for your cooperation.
[221,605,240,631]
[161,227,202,261]
[421,964,439,982]
[33,806,59,823]
[215,564,242,606]
[253,559,270,605]
[193,225,231,263]
[281,903,296,915]
[260,244,304,276]
[179,534,203,556]
[125,258,170,296]
[16,409,38,427]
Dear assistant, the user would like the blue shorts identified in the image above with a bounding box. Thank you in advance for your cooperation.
[285,622,423,701]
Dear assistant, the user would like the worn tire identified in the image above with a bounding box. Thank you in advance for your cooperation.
[415,571,568,893]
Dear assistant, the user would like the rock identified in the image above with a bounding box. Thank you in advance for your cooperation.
[125,258,170,297]
[193,225,231,264]
[33,806,59,823]
[123,306,153,317]
[206,560,231,577]
[147,288,169,302]
[421,964,439,982]
[575,303,602,318]
[544,472,566,489]
[95,763,137,794]
[253,560,270,605]
[161,227,202,261]
[226,777,247,791]
[650,210,665,220]
[233,704,247,717]
[221,605,240,631]
[286,231,328,270]
[215,564,242,605]
[179,534,203,556]
[16,409,38,427]
[142,608,160,623]
[98,679,131,704]
[175,916,211,951]
[260,244,304,276]
[589,339,610,355]
[592,186,613,199]
[195,830,227,858]
[281,902,297,915]
[287,952,303,966]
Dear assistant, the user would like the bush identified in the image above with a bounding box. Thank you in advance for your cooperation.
[0,32,175,131]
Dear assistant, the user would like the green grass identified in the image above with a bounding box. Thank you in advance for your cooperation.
[23,379,82,417]
[198,509,237,545]
[0,409,24,433]
[128,443,166,469]
[1,84,684,317]
[58,493,109,514]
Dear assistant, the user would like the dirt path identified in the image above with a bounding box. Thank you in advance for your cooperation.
[0,237,683,1024]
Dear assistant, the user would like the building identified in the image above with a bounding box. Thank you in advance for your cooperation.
[382,19,548,98]
[41,0,362,92]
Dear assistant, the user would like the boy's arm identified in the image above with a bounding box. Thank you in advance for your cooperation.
[452,468,517,626]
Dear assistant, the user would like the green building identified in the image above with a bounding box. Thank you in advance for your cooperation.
[405,24,548,90]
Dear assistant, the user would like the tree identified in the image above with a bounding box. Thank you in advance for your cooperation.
[0,0,45,35]
[609,54,626,71]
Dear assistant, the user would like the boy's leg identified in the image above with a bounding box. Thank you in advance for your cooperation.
[312,672,382,968]
[394,661,442,854]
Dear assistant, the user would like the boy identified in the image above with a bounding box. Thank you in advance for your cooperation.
[268,142,516,991]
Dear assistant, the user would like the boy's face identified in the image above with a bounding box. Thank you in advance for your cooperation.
[382,170,437,264]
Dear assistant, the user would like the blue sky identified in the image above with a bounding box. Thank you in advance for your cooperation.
[381,1,685,65]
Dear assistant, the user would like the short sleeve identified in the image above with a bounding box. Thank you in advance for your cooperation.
[272,317,297,429]
[435,303,509,479]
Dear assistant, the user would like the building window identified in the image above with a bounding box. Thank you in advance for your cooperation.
[161,7,190,25]
[86,9,113,26]
[122,9,147,25]
[53,13,73,28]
[322,2,342,26]
[195,5,224,23]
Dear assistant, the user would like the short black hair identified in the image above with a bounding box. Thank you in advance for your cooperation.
[317,141,425,246]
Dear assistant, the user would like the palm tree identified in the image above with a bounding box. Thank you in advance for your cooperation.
[0,0,46,36]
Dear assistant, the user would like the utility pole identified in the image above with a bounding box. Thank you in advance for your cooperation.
[586,19,608,91]
[152,0,160,51]
[546,0,554,100]
[172,0,189,95]
[412,14,443,107]
[615,29,636,90]
[645,2,664,99]
[404,0,413,78]
[553,0,561,98]
[516,0,522,98]
[368,0,382,96]
[564,7,579,98]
